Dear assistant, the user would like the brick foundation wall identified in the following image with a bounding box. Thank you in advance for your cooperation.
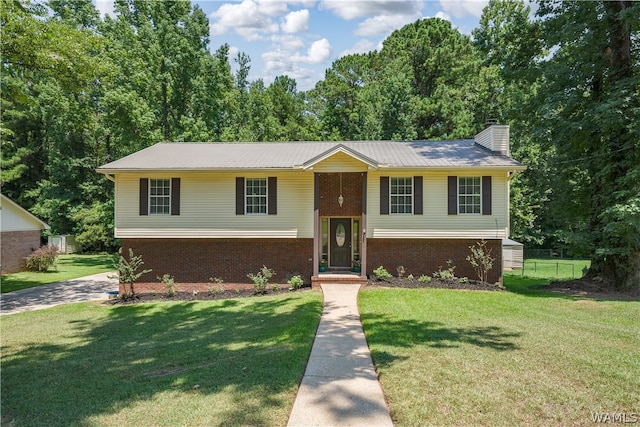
[367,238,503,284]
[1,230,41,274]
[121,238,314,292]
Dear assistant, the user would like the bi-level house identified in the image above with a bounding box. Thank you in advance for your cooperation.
[97,124,524,293]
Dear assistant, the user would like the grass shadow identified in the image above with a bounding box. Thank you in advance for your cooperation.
[362,314,521,369]
[1,294,322,426]
[503,275,639,302]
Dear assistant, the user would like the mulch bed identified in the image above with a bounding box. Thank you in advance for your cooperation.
[105,276,638,305]
[104,286,309,305]
[104,277,504,305]
[367,276,505,291]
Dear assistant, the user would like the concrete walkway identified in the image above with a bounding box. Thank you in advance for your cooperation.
[287,283,393,427]
[0,272,119,315]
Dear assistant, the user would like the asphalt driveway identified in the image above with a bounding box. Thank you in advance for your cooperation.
[0,272,119,315]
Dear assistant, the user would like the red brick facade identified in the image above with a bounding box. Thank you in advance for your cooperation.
[120,237,502,293]
[122,238,314,291]
[367,238,503,284]
[1,230,42,274]
[319,172,363,216]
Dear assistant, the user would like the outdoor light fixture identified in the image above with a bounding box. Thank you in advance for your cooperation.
[338,173,344,207]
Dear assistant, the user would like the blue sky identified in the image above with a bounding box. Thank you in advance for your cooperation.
[95,1,489,91]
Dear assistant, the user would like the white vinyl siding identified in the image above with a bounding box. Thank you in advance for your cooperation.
[149,179,171,215]
[390,177,413,214]
[368,170,510,239]
[458,177,481,214]
[114,171,313,238]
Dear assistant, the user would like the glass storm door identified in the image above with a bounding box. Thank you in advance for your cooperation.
[330,218,351,267]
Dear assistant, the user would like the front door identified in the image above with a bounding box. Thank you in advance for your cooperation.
[330,218,351,267]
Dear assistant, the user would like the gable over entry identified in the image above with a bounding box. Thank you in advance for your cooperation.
[308,148,372,279]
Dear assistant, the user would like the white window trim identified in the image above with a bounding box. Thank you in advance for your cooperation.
[390,177,413,215]
[149,178,171,216]
[245,178,268,215]
[458,176,481,215]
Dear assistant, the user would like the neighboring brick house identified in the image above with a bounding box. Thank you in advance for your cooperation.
[1,194,50,274]
[97,124,525,293]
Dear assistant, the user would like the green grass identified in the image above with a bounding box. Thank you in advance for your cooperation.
[1,254,115,293]
[1,291,323,426]
[359,287,639,426]
[508,258,591,281]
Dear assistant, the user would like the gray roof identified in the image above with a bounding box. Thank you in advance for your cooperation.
[97,140,525,172]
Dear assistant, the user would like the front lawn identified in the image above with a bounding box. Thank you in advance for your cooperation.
[360,287,639,426]
[1,291,323,426]
[1,254,115,293]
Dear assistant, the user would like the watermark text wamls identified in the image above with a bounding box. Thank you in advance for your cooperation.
[592,412,638,424]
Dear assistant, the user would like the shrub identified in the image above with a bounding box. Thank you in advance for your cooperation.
[418,274,432,283]
[396,266,406,278]
[113,247,151,296]
[208,283,225,296]
[247,265,275,294]
[373,266,392,280]
[407,274,414,282]
[433,260,456,281]
[466,239,495,283]
[272,284,280,292]
[25,245,59,272]
[459,277,469,284]
[288,275,304,290]
[158,274,175,296]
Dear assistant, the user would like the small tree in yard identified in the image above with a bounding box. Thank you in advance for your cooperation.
[467,240,495,283]
[247,265,275,294]
[114,248,151,297]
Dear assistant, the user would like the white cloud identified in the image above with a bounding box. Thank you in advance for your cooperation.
[210,0,283,37]
[355,11,421,36]
[435,11,451,22]
[438,0,488,19]
[296,38,332,63]
[261,37,331,89]
[320,0,422,20]
[271,35,306,50]
[282,9,310,33]
[261,49,315,81]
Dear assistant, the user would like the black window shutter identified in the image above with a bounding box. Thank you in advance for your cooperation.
[268,177,277,215]
[413,176,423,215]
[139,178,149,216]
[171,178,180,216]
[236,177,245,215]
[380,176,389,215]
[482,176,492,215]
[448,176,457,215]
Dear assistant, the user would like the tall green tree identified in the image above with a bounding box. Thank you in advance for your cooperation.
[473,0,548,246]
[381,18,484,139]
[536,0,640,290]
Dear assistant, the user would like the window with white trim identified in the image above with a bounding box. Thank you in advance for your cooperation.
[246,178,267,214]
[458,177,481,214]
[390,177,413,214]
[149,179,171,215]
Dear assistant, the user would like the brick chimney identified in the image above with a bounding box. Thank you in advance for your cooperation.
[474,124,510,156]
